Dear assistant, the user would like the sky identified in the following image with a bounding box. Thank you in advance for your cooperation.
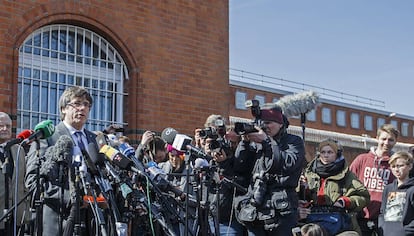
[229,0,414,117]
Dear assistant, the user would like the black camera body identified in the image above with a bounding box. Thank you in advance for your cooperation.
[234,99,264,135]
[234,122,257,135]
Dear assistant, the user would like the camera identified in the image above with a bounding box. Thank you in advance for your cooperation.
[207,138,230,151]
[199,127,216,139]
[234,122,258,135]
[234,99,264,135]
[199,120,226,139]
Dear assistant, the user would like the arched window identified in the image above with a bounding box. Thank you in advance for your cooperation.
[17,24,128,132]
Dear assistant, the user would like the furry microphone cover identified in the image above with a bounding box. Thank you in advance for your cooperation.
[276,91,320,118]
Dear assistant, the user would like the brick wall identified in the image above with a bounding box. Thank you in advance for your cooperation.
[0,0,229,139]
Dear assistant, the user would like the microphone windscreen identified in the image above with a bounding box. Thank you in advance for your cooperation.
[40,146,57,176]
[17,129,34,140]
[54,135,73,162]
[34,120,55,139]
[119,143,135,157]
[275,90,319,117]
[194,158,209,169]
[161,127,178,145]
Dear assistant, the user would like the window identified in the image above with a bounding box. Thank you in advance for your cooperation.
[351,113,360,129]
[18,24,128,132]
[377,118,385,129]
[364,115,373,131]
[254,95,265,106]
[401,122,409,137]
[336,110,346,127]
[307,109,316,122]
[235,91,247,110]
[321,107,331,124]
[272,97,279,103]
[391,120,399,131]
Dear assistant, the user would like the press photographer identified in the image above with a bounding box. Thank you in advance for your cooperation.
[192,114,256,235]
[233,103,306,235]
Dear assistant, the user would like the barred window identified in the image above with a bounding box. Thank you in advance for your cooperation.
[18,24,128,132]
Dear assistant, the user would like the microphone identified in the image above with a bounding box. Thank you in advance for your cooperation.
[193,158,209,169]
[146,161,186,200]
[172,133,213,160]
[118,143,149,175]
[275,90,319,117]
[117,143,187,200]
[23,120,55,145]
[54,135,73,163]
[39,135,73,177]
[99,144,139,173]
[1,129,34,149]
[161,127,178,145]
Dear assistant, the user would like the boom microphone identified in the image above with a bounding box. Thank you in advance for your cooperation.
[275,90,319,117]
[22,120,55,145]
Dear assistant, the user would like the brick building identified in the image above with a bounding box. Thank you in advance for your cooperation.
[0,0,229,141]
[0,0,412,162]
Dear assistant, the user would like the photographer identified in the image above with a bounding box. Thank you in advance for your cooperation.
[234,104,305,235]
[135,130,167,165]
[194,114,254,235]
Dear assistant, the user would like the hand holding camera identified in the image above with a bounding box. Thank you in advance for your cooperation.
[141,130,155,146]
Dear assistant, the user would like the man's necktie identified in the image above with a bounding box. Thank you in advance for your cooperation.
[75,131,86,151]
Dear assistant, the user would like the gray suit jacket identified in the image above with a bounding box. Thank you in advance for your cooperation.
[25,122,98,235]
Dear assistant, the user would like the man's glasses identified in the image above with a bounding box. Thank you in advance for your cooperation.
[67,101,92,108]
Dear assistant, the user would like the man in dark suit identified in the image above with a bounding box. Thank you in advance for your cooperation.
[25,86,99,235]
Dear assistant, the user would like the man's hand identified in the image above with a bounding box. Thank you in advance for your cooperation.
[246,126,267,143]
[140,130,155,146]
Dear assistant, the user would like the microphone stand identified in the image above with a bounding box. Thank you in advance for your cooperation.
[130,157,190,236]
[58,157,66,235]
[2,146,12,236]
[0,188,35,224]
[33,139,44,236]
[73,163,82,236]
[184,152,190,236]
[300,113,306,143]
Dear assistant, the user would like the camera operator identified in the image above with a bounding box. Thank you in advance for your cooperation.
[234,104,305,236]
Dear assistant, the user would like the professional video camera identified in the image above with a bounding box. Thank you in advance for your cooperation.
[234,99,264,135]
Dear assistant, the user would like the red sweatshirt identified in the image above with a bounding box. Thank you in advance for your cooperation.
[349,148,395,220]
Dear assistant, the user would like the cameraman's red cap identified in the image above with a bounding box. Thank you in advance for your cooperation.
[260,108,283,124]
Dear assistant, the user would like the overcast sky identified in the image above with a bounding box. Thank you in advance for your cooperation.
[230,0,414,117]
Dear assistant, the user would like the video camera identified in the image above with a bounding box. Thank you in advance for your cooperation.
[234,99,264,135]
